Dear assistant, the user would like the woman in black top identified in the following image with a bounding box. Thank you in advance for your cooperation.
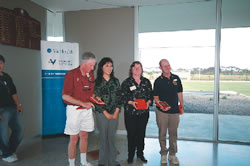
[120,61,153,164]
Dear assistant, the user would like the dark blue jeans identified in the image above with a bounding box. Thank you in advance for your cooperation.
[0,106,24,158]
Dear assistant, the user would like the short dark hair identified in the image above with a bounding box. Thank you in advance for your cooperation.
[159,59,169,67]
[81,52,96,63]
[129,61,143,77]
[0,54,5,63]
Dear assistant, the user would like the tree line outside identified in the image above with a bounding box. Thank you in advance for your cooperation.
[144,66,250,97]
[191,66,250,81]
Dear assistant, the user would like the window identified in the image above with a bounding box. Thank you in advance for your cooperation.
[46,11,64,42]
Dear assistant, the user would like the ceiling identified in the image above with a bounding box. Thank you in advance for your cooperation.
[31,0,209,12]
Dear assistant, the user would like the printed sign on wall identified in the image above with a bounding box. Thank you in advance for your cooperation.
[41,40,79,135]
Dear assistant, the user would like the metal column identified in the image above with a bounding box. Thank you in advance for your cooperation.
[213,0,222,142]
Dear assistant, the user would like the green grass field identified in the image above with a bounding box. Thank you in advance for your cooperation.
[183,81,250,96]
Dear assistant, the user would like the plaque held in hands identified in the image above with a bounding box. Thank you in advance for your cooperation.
[155,101,171,111]
[89,96,105,105]
[135,99,147,110]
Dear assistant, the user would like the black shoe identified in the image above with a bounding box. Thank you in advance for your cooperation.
[127,157,133,164]
[98,165,105,166]
[138,156,148,163]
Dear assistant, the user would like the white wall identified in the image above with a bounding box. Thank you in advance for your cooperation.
[0,0,46,138]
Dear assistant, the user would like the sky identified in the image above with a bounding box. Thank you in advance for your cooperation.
[139,28,250,70]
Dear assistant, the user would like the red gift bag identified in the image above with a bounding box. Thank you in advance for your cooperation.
[178,104,184,115]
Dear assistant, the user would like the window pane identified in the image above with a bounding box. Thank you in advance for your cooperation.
[46,11,64,41]
[219,0,250,143]
[219,27,250,142]
[140,30,215,140]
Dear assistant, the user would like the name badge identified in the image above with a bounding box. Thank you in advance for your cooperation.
[130,85,136,91]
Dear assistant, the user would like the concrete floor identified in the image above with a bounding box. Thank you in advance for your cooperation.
[1,132,250,166]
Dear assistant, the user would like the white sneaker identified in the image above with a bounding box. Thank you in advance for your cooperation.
[161,155,167,164]
[2,154,18,163]
[168,155,179,164]
[80,162,92,166]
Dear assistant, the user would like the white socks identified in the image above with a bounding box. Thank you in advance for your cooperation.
[69,153,87,166]
[80,153,87,165]
[69,158,75,166]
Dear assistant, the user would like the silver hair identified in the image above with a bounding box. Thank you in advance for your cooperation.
[81,52,96,63]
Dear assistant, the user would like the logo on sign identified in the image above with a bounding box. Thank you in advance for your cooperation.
[49,59,56,64]
[46,48,73,55]
[47,48,52,53]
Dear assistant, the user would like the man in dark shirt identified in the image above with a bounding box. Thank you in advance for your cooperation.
[0,54,24,163]
[153,59,184,165]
